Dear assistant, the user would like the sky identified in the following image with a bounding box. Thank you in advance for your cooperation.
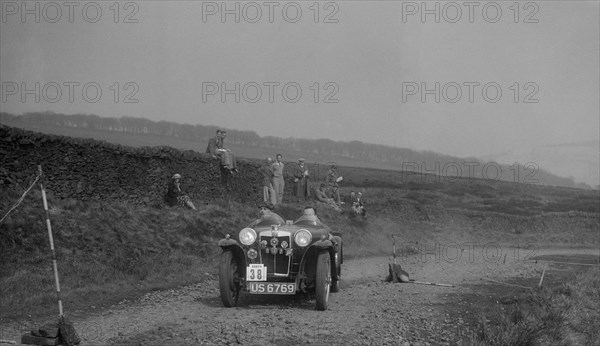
[1,1,598,183]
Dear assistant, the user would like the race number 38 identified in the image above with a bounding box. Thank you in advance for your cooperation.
[246,264,266,281]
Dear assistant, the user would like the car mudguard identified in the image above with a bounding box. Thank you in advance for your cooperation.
[313,239,333,249]
[299,243,340,282]
[218,240,247,276]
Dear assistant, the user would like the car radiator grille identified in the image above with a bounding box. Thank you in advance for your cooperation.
[260,235,291,276]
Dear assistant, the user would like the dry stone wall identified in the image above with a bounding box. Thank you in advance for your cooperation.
[0,125,294,205]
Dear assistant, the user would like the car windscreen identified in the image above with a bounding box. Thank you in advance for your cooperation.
[294,216,325,227]
[250,215,285,227]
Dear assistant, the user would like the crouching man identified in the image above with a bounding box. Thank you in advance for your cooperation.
[314,183,342,212]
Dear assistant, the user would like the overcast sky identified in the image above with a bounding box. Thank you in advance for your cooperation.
[1,1,598,162]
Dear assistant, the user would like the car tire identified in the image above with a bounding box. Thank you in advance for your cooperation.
[315,250,331,311]
[219,249,240,307]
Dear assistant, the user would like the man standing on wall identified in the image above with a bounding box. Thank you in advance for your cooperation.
[271,153,285,205]
[259,157,276,205]
[293,158,310,202]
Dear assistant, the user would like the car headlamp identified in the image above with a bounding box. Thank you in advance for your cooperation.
[294,229,312,247]
[239,228,257,245]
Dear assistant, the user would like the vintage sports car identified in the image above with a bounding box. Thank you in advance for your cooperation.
[217,207,342,310]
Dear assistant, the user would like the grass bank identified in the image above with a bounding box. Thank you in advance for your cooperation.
[0,187,257,320]
[1,179,598,322]
[472,268,600,345]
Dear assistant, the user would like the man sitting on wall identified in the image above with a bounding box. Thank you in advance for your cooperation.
[217,131,238,173]
[206,129,237,187]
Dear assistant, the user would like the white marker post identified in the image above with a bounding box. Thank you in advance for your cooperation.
[38,165,64,318]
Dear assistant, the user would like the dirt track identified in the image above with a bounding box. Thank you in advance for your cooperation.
[2,246,597,346]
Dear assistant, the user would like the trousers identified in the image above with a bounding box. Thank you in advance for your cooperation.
[272,177,284,205]
[263,185,276,205]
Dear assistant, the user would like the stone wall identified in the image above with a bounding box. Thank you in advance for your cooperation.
[0,125,283,205]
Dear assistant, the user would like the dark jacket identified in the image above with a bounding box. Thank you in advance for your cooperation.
[206,137,218,156]
[293,164,310,197]
[258,164,273,187]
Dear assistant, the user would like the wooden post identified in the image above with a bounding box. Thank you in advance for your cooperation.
[392,235,396,264]
[538,263,548,288]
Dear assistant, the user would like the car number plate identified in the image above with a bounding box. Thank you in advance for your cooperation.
[246,264,267,281]
[248,282,296,295]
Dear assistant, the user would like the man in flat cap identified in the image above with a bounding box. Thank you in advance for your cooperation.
[248,202,284,227]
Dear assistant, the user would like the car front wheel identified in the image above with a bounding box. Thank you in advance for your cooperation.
[315,250,331,311]
[219,249,240,307]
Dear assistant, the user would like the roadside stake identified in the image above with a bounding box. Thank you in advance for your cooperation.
[538,263,548,288]
[409,279,455,288]
[21,166,81,346]
[392,235,396,265]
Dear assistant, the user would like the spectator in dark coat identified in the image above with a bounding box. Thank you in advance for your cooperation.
[293,158,310,201]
